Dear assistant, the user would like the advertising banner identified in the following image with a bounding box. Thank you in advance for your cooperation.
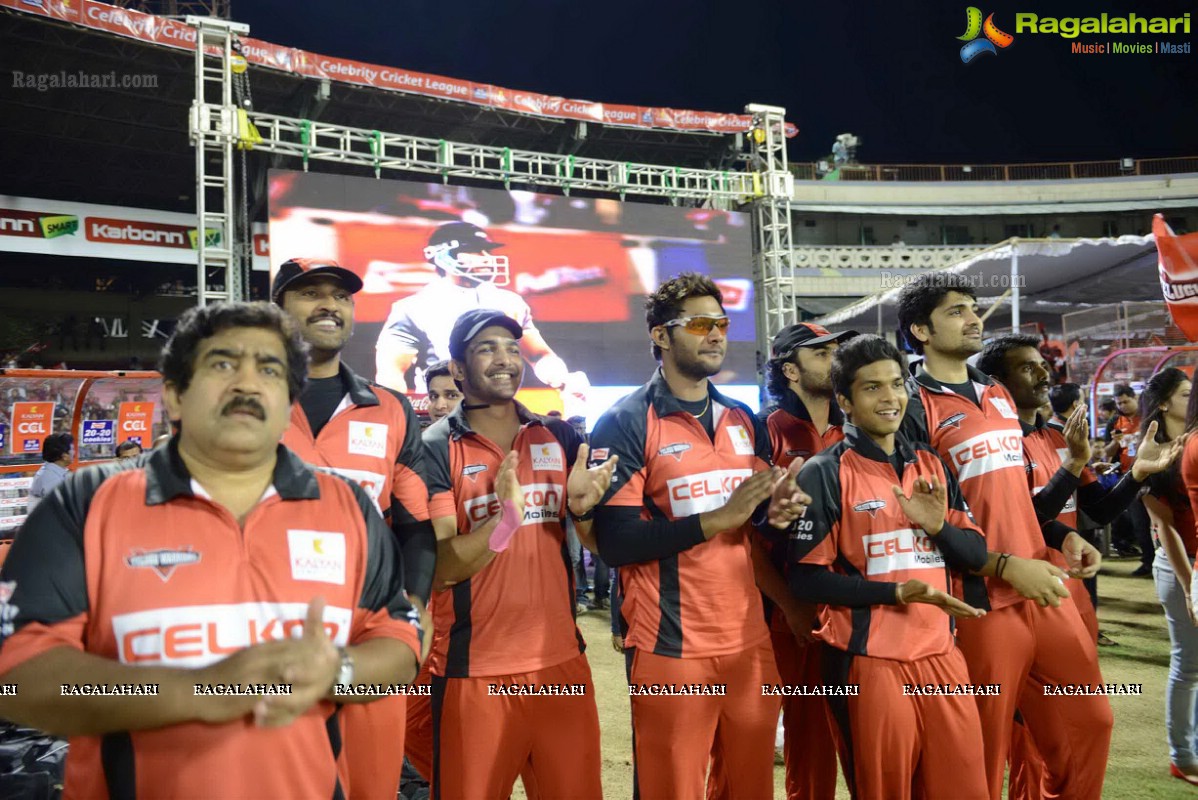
[0,196,269,270]
[80,420,116,447]
[116,402,156,447]
[10,403,55,455]
[1,0,797,138]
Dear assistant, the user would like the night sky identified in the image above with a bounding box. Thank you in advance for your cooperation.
[237,0,1197,165]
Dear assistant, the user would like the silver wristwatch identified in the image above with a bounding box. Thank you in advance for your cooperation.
[333,647,354,692]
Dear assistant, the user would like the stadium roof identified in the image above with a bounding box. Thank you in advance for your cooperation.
[814,236,1160,332]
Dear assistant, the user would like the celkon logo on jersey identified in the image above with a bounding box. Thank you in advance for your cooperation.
[530,442,564,471]
[347,421,388,459]
[666,469,754,517]
[464,483,563,529]
[113,602,353,667]
[863,529,944,575]
[287,530,346,585]
[324,466,385,510]
[948,431,1024,481]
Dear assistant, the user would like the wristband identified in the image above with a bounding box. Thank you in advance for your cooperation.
[569,504,595,523]
[995,553,1011,580]
[488,500,521,553]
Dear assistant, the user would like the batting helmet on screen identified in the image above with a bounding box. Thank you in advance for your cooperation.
[423,222,509,286]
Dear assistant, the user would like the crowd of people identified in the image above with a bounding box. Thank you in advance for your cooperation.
[0,266,1191,799]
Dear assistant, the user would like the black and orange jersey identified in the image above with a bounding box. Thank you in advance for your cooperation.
[766,389,845,470]
[422,403,584,679]
[901,365,1040,611]
[283,363,429,523]
[788,425,986,661]
[1175,436,1198,556]
[283,363,434,601]
[590,369,773,659]
[1022,416,1097,531]
[0,442,422,800]
[762,390,844,632]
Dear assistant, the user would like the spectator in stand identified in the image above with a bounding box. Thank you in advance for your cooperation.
[424,360,463,424]
[26,433,73,512]
[1106,384,1153,571]
[1138,368,1198,786]
[115,440,143,461]
[1097,397,1118,428]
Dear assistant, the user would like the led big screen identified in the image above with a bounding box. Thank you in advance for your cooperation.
[268,170,758,424]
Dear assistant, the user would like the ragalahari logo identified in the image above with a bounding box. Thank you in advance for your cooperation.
[959,7,1015,62]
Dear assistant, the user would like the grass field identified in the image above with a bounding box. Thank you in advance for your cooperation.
[553,555,1195,799]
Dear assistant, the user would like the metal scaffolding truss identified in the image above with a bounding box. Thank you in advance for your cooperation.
[244,112,761,202]
[745,104,797,366]
[189,16,247,306]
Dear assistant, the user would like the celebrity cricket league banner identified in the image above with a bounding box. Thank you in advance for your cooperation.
[0,0,796,138]
[0,196,270,270]
[1155,213,1198,342]
[10,403,54,455]
[268,170,759,423]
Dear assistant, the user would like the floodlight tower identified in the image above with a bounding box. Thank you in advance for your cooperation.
[745,104,797,383]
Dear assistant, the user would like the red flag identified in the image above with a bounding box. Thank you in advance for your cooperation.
[1155,214,1198,341]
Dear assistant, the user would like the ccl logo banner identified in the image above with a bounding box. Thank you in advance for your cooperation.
[117,402,155,447]
[112,601,353,667]
[958,7,1015,63]
[10,402,55,454]
[666,469,754,517]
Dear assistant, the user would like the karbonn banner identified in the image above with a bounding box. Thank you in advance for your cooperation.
[10,403,55,455]
[0,0,797,138]
[1155,213,1198,342]
[116,402,155,447]
[0,196,269,270]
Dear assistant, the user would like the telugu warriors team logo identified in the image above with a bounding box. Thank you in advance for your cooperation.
[1156,214,1198,342]
[958,7,1015,62]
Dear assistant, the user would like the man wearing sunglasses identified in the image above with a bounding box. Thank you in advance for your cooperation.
[590,272,809,799]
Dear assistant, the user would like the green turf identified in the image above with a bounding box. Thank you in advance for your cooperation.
[564,556,1194,798]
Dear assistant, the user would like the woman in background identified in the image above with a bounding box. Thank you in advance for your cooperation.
[1140,367,1198,786]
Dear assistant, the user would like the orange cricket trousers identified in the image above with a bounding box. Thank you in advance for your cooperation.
[338,695,407,800]
[632,638,780,800]
[430,652,601,800]
[956,597,1113,800]
[404,664,435,780]
[823,646,988,800]
[707,630,837,800]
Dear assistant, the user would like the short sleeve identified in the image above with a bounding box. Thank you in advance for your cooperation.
[790,454,842,567]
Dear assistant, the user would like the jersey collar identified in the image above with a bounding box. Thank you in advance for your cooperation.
[339,363,380,407]
[1020,413,1049,436]
[912,363,996,394]
[777,387,844,428]
[842,422,917,465]
[445,400,543,440]
[646,367,741,420]
[144,438,321,505]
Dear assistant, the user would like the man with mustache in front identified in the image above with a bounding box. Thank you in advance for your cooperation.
[0,302,428,799]
[273,258,437,800]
